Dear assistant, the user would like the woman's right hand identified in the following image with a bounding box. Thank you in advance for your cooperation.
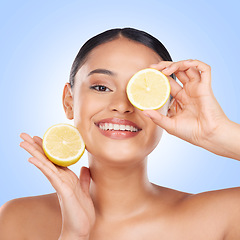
[20,133,95,240]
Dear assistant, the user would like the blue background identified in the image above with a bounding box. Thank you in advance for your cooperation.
[1,0,240,206]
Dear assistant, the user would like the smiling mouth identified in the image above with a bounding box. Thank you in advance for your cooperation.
[99,123,140,132]
[95,118,142,139]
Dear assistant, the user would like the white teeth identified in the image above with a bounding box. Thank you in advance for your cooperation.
[98,123,139,132]
[126,125,131,131]
[120,125,125,130]
[114,125,120,130]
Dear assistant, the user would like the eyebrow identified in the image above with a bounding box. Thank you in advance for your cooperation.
[87,68,116,77]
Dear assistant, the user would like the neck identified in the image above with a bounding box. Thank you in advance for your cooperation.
[88,154,154,220]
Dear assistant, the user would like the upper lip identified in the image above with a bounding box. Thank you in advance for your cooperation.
[95,118,142,130]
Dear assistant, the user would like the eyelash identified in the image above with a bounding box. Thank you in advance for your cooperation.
[90,85,112,92]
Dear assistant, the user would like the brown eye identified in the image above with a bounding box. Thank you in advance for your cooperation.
[90,85,112,92]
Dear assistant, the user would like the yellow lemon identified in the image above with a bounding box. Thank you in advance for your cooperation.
[126,68,171,110]
[42,123,85,167]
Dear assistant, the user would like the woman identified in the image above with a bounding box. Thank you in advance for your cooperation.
[1,28,240,240]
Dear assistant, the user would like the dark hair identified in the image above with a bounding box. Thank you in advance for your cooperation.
[69,27,175,101]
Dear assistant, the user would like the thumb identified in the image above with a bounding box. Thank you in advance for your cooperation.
[80,166,91,195]
[142,110,174,132]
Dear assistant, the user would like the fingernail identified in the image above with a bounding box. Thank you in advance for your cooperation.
[150,64,158,68]
[142,112,151,118]
[162,67,169,73]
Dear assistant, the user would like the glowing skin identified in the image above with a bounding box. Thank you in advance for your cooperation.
[8,36,240,240]
[61,37,173,224]
[65,37,169,166]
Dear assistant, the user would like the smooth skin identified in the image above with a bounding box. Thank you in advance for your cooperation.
[1,37,240,240]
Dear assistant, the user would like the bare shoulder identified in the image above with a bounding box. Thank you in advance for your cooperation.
[153,184,240,215]
[0,193,62,240]
[150,183,192,204]
[181,187,240,240]
[183,186,240,216]
[150,184,240,239]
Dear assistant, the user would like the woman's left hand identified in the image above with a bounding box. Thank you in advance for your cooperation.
[143,59,229,149]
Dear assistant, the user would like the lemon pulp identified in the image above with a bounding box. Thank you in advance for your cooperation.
[126,68,171,110]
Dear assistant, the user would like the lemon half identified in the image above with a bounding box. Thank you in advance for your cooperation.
[126,68,171,110]
[42,124,85,167]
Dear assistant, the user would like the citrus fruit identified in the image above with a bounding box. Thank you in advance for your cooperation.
[42,123,85,167]
[126,68,171,110]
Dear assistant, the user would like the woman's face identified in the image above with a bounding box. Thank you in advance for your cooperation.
[65,37,169,165]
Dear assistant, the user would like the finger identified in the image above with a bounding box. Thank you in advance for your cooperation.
[80,167,91,196]
[168,77,182,99]
[33,136,43,146]
[142,110,174,133]
[161,60,191,76]
[150,61,173,70]
[161,61,193,82]
[162,60,210,84]
[183,60,211,84]
[185,66,201,82]
[20,132,35,144]
[161,61,192,85]
[32,136,44,154]
[174,71,189,85]
[150,62,188,86]
[20,141,59,174]
[28,157,64,193]
[20,133,43,153]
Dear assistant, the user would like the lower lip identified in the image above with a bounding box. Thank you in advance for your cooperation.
[97,127,140,140]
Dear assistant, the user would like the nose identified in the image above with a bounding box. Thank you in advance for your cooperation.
[109,90,135,114]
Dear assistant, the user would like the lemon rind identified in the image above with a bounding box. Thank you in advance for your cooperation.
[42,123,85,167]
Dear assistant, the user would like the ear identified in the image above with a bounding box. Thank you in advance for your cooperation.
[62,83,74,120]
[167,98,181,117]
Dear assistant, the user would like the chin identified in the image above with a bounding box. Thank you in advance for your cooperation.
[84,126,163,166]
[86,141,156,167]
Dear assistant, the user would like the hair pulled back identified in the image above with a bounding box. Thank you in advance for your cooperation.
[69,27,175,101]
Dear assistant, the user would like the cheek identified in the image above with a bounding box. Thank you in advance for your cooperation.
[73,94,108,143]
[74,94,102,123]
[146,122,163,152]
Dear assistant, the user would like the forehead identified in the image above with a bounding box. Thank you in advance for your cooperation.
[74,37,162,90]
[84,37,161,71]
